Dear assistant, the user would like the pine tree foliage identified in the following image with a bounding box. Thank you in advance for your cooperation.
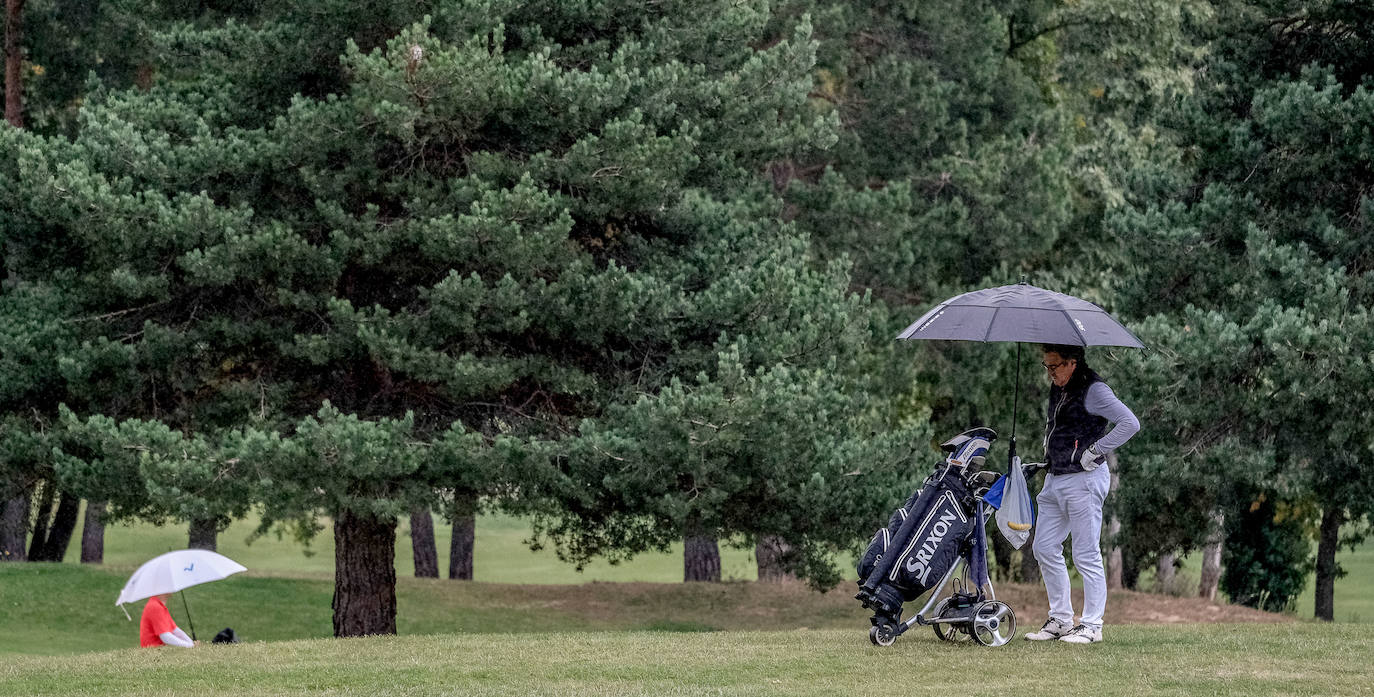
[533,342,925,589]
[6,0,1373,625]
[1099,2,1374,615]
[1,0,914,628]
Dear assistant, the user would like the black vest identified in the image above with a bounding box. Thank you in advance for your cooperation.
[1044,367,1109,475]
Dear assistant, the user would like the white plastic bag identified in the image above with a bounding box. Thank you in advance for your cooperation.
[995,456,1035,549]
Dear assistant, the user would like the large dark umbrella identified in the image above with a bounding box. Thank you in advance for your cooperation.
[897,281,1144,461]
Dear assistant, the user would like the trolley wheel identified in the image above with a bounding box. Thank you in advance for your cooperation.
[869,622,898,647]
[931,598,972,643]
[969,600,1016,647]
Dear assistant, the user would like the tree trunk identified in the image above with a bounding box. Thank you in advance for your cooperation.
[332,508,397,637]
[27,480,54,560]
[135,63,153,91]
[37,493,79,562]
[755,535,796,583]
[448,512,475,580]
[81,501,106,564]
[683,514,720,583]
[448,493,476,581]
[188,516,221,551]
[1018,526,1040,584]
[1106,544,1123,588]
[1,0,21,290]
[1105,453,1123,590]
[1,490,29,561]
[409,505,438,578]
[1017,457,1043,584]
[1314,506,1344,622]
[1198,510,1224,601]
[1156,553,1176,594]
[1121,546,1142,590]
[989,527,1013,582]
[4,0,25,128]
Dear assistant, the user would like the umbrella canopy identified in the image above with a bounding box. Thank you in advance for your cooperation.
[116,549,247,607]
[896,281,1144,462]
[897,282,1144,348]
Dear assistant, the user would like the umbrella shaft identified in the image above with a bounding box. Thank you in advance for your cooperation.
[1011,343,1021,444]
[179,590,197,642]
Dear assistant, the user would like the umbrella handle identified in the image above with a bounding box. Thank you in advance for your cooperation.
[179,590,197,642]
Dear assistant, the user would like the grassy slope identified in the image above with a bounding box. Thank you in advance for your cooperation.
[4,625,1373,697]
[73,509,1374,619]
[0,563,868,655]
[0,559,1289,657]
[62,510,762,583]
[1139,537,1374,622]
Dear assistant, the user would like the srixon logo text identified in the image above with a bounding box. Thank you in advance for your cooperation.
[904,509,959,584]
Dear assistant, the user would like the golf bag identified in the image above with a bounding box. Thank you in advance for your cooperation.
[855,427,998,629]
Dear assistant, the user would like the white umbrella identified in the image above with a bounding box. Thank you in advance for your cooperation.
[116,549,247,639]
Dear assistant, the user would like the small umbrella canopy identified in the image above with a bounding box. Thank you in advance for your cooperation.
[116,549,247,608]
[897,282,1144,348]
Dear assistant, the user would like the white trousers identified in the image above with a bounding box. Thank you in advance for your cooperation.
[1033,464,1111,630]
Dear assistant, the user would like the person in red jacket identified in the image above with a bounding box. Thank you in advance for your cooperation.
[140,594,197,648]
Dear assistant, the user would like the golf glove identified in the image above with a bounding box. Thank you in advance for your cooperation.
[1021,461,1048,479]
[1080,442,1106,471]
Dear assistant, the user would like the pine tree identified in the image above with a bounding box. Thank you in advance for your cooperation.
[1102,1,1374,617]
[7,0,902,630]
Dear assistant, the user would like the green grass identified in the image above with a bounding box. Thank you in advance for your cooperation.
[0,563,868,656]
[11,513,1374,695]
[3,625,1372,697]
[74,507,1374,621]
[1138,537,1374,622]
[63,508,761,583]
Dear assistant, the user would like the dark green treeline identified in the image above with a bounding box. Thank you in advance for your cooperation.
[1,0,1370,632]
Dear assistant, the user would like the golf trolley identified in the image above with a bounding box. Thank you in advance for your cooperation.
[869,552,1017,647]
[855,427,1018,647]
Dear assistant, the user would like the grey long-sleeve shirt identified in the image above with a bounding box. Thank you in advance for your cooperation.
[1084,382,1140,452]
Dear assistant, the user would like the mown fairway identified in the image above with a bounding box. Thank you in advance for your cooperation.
[5,517,1374,695]
[4,625,1373,697]
[6,510,1371,656]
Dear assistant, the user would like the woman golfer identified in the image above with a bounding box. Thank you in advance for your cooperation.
[1023,343,1139,644]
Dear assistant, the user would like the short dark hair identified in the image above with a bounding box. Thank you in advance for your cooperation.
[1041,343,1086,362]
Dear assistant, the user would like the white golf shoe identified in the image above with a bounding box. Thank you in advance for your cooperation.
[1059,624,1103,644]
[1023,617,1072,641]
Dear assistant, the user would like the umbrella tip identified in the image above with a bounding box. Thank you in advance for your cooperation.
[1019,274,1029,284]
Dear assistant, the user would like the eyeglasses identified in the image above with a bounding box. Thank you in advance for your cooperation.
[1042,361,1067,372]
